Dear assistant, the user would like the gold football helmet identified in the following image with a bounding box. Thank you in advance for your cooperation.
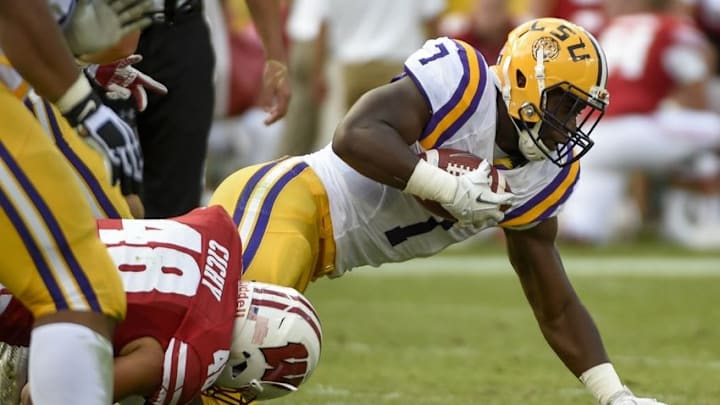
[491,18,610,166]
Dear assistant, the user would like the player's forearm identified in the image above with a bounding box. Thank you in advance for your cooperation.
[504,222,610,376]
[0,0,80,101]
[113,337,164,402]
[245,0,287,63]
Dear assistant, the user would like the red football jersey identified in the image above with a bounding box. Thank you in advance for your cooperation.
[600,13,709,116]
[0,206,242,405]
[550,0,605,34]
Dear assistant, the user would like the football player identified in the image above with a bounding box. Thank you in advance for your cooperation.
[209,17,669,404]
[560,0,720,246]
[0,0,150,404]
[0,206,322,405]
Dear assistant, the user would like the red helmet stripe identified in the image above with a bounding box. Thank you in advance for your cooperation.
[288,306,322,346]
[290,294,321,324]
[251,297,322,346]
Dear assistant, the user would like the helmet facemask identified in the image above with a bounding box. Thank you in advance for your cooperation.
[514,82,605,166]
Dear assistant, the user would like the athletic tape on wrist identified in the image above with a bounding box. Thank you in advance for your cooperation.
[55,74,93,114]
[404,159,457,203]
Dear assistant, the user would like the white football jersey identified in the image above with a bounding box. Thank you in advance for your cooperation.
[304,37,580,275]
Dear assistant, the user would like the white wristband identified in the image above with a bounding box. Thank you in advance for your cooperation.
[403,159,458,204]
[55,73,93,114]
[579,363,625,405]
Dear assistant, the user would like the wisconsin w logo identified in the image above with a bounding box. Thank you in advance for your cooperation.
[260,343,309,389]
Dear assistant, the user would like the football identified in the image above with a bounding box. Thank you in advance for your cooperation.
[415,148,511,219]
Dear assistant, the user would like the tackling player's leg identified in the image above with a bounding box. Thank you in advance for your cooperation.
[23,90,139,219]
[0,88,126,404]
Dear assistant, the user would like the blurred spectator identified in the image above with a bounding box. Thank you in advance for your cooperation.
[439,0,516,63]
[684,0,720,109]
[559,0,720,248]
[313,0,446,110]
[277,0,326,157]
[273,0,446,160]
[203,0,289,199]
[526,0,606,34]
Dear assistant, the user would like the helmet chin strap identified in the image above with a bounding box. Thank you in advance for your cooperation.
[518,123,549,161]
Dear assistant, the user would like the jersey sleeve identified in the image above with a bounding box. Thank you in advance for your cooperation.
[403,37,492,150]
[148,338,206,405]
[498,159,581,229]
[147,289,237,405]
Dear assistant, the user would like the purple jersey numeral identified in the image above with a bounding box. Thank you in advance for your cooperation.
[418,43,449,65]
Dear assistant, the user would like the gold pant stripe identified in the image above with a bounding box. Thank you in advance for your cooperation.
[0,143,95,312]
[234,157,310,270]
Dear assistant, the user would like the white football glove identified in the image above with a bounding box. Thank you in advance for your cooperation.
[606,387,669,405]
[440,160,515,227]
[63,0,154,57]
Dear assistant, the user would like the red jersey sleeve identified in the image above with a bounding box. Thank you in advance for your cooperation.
[0,289,33,346]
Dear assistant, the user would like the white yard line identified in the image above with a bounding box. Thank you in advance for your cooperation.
[349,255,720,276]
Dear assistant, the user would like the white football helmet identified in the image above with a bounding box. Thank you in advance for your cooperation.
[213,281,322,403]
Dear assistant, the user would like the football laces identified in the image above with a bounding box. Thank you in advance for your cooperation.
[445,162,476,176]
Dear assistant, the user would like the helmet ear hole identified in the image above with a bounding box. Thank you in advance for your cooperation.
[232,352,252,375]
[515,70,526,88]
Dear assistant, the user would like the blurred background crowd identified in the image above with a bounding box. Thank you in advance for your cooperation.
[202,0,720,250]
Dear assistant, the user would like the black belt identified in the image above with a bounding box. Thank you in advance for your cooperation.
[150,0,202,25]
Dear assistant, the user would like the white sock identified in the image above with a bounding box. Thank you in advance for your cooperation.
[579,363,625,405]
[29,323,113,405]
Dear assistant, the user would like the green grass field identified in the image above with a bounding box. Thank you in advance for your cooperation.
[273,240,720,405]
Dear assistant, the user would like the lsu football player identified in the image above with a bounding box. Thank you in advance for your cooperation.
[209,18,669,404]
[0,0,150,404]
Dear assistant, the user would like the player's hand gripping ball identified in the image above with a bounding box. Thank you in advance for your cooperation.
[416,148,512,219]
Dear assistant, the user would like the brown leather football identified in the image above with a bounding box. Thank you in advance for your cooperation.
[415,148,510,219]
